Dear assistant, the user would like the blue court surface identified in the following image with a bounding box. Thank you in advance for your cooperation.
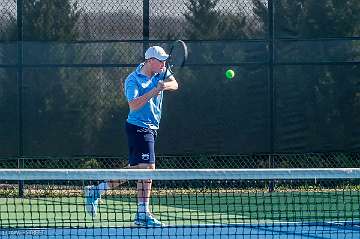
[1,222,360,239]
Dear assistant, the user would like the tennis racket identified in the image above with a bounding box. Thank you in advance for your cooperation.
[163,40,188,80]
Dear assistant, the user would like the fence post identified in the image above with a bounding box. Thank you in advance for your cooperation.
[143,0,150,55]
[17,0,24,198]
[268,0,276,192]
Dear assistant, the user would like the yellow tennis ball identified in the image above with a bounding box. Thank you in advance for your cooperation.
[225,69,235,79]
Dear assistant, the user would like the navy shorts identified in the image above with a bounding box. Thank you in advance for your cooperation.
[125,122,157,166]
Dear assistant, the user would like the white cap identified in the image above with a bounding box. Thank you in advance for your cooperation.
[145,46,169,61]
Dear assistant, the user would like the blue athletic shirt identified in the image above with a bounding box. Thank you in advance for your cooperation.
[124,63,171,129]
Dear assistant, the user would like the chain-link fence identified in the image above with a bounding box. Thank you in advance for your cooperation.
[0,152,359,169]
[0,0,360,169]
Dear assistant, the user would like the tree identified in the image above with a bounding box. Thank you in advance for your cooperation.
[158,0,270,154]
[1,0,82,155]
[252,0,360,153]
[184,0,221,40]
[0,10,18,156]
[22,0,79,41]
[1,0,132,156]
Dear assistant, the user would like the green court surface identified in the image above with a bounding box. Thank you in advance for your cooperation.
[1,190,359,228]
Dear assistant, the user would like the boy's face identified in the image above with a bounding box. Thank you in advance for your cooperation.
[149,58,166,74]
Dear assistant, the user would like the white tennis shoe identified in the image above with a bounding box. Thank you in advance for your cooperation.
[134,212,165,227]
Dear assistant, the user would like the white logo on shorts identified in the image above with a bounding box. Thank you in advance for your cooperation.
[142,153,150,161]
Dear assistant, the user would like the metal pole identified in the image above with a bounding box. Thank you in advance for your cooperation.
[268,0,276,192]
[17,0,24,198]
[143,0,150,55]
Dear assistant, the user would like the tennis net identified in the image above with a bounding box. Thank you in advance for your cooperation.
[0,168,360,238]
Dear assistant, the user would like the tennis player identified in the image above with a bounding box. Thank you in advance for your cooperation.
[84,46,178,227]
